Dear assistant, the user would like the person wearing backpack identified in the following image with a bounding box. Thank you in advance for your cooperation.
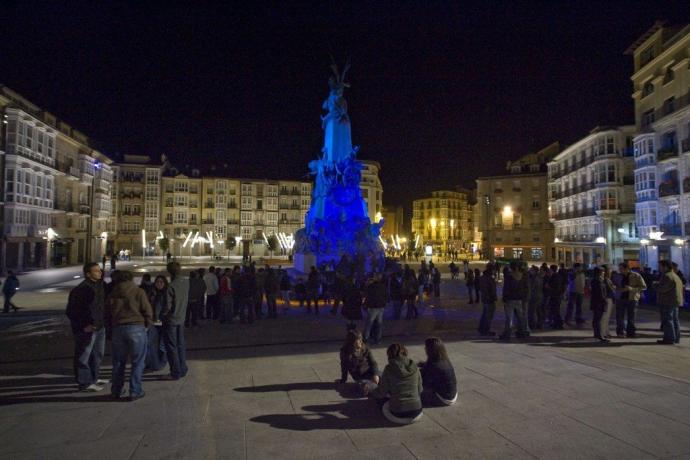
[66,262,107,392]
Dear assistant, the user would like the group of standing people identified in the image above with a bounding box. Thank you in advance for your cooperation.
[339,330,457,424]
[473,259,682,345]
[66,261,189,399]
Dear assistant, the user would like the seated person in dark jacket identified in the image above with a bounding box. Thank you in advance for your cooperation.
[339,330,380,395]
[418,337,457,405]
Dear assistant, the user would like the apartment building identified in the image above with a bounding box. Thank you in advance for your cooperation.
[0,86,114,271]
[361,160,383,223]
[411,189,473,255]
[548,127,638,266]
[158,172,311,257]
[627,21,690,270]
[476,143,558,262]
[109,155,164,256]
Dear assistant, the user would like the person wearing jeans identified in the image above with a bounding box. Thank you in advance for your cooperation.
[111,324,148,398]
[162,262,190,380]
[105,270,153,399]
[66,262,107,391]
[565,264,586,325]
[500,261,528,340]
[655,260,682,345]
[615,262,647,338]
[363,273,387,344]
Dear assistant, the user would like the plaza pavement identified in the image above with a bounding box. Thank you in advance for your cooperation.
[1,277,690,459]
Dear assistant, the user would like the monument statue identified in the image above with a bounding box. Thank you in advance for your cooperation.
[293,60,384,272]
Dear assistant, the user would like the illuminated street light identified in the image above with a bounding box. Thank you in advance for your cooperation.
[674,238,684,246]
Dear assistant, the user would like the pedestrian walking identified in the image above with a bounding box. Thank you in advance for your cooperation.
[66,262,107,392]
[2,270,20,313]
[280,269,292,313]
[565,263,586,326]
[306,266,320,314]
[500,261,528,340]
[402,266,419,319]
[187,270,206,326]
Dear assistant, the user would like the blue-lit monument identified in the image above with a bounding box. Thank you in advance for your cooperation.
[293,61,384,272]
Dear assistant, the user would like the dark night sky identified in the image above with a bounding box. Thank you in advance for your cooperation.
[2,1,690,218]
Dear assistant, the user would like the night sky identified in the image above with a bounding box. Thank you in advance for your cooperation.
[2,1,690,219]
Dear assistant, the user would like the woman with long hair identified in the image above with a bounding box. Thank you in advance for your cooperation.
[418,337,458,405]
[339,329,379,396]
[371,342,423,424]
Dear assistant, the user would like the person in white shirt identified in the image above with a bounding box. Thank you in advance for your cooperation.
[203,265,219,320]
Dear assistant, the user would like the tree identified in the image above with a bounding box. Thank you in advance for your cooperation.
[158,237,170,254]
[267,234,279,258]
[226,235,237,251]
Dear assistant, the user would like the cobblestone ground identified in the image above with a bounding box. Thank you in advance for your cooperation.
[1,275,690,459]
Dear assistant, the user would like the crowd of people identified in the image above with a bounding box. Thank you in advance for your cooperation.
[470,259,683,345]
[339,331,457,424]
[62,252,683,402]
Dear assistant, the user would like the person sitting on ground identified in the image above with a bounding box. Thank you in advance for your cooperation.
[338,330,380,395]
[371,343,423,425]
[417,337,457,406]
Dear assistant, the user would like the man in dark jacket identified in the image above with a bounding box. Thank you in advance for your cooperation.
[363,273,387,344]
[500,261,528,340]
[162,262,189,380]
[547,265,565,329]
[66,262,107,392]
[2,270,20,313]
[478,264,497,336]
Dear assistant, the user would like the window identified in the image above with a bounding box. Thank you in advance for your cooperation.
[663,68,674,85]
[531,248,543,260]
[642,109,655,127]
[642,81,654,97]
[640,46,655,67]
[663,97,675,116]
[512,248,523,259]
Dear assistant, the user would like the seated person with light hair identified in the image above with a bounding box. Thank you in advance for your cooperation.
[371,343,423,424]
[338,330,380,395]
[418,337,458,406]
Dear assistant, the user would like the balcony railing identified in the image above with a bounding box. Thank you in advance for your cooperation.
[551,208,596,220]
[660,224,682,236]
[79,205,90,214]
[635,157,656,169]
[659,182,680,197]
[202,219,214,224]
[641,92,690,129]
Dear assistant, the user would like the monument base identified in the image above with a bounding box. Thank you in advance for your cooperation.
[292,251,317,273]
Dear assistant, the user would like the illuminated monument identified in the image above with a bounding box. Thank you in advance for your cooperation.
[293,61,384,272]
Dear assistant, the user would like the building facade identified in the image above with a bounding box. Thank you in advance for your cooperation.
[360,160,383,223]
[109,155,164,257]
[476,143,558,262]
[627,22,690,270]
[548,127,638,266]
[411,189,472,255]
[381,205,404,238]
[1,86,114,272]
[157,173,311,258]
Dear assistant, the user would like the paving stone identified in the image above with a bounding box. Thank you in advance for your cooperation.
[344,415,449,451]
[8,434,143,460]
[422,390,526,433]
[312,443,415,460]
[491,414,655,459]
[403,428,533,459]
[245,420,355,459]
[568,401,690,458]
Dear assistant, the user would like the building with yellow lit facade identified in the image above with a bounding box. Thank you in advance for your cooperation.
[411,189,472,255]
[476,143,558,262]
